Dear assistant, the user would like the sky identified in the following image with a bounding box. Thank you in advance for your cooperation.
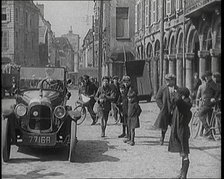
[34,1,94,42]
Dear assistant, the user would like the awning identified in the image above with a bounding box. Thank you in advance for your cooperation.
[108,45,136,61]
[2,57,11,64]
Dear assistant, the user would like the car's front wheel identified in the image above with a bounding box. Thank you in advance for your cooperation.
[2,118,11,162]
[68,120,77,162]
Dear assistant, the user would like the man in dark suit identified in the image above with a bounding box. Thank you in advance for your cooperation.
[154,74,178,145]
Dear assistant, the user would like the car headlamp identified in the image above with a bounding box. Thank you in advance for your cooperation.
[15,104,27,117]
[54,106,66,119]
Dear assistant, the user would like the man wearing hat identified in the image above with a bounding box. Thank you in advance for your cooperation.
[197,71,220,138]
[110,76,121,123]
[79,74,98,125]
[95,76,116,137]
[154,73,179,145]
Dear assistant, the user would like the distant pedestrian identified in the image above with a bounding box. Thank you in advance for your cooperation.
[191,72,201,106]
[168,87,192,179]
[117,83,128,138]
[95,76,116,137]
[126,88,142,146]
[154,74,179,145]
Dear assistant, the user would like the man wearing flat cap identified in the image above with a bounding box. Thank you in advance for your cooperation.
[154,73,178,145]
[197,71,220,139]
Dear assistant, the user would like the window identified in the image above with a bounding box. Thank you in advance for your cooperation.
[2,8,7,21]
[166,0,171,15]
[152,0,156,23]
[15,8,19,22]
[145,0,149,27]
[135,4,137,32]
[116,7,129,38]
[176,0,180,11]
[2,31,9,49]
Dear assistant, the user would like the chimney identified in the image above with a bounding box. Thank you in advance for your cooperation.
[36,3,44,17]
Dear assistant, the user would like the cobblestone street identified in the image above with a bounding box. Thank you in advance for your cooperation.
[2,90,221,178]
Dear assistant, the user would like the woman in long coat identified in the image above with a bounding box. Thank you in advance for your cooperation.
[168,87,192,179]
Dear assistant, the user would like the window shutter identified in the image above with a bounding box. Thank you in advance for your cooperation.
[139,2,142,30]
[176,0,180,11]
[157,0,160,21]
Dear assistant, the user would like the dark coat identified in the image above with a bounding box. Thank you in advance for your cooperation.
[117,91,128,125]
[95,85,116,112]
[110,82,121,103]
[154,85,178,130]
[127,98,142,129]
[168,94,192,154]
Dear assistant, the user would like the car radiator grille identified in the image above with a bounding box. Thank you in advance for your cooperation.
[29,105,52,131]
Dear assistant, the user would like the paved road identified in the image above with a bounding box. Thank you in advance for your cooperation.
[2,89,221,178]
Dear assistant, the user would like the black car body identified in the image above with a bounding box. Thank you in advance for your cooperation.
[2,66,80,162]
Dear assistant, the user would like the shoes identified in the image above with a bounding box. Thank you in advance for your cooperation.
[128,141,135,146]
[101,131,105,137]
[123,139,131,143]
[91,120,97,125]
[118,133,126,138]
[160,138,164,145]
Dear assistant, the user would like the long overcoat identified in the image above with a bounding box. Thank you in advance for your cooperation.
[154,85,178,130]
[168,94,192,155]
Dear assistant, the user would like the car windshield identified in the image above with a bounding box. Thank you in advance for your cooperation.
[19,67,65,91]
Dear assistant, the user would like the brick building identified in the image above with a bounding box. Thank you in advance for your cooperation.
[2,0,40,66]
[134,0,221,95]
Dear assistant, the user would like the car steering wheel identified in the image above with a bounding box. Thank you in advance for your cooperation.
[41,79,63,91]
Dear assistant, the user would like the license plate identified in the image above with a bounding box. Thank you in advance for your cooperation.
[22,133,56,146]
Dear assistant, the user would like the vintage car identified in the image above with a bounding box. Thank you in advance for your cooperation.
[1,66,81,162]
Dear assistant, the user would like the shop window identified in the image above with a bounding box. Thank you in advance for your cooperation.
[116,7,129,39]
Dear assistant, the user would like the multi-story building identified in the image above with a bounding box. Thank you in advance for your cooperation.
[134,0,221,95]
[94,0,136,79]
[54,37,74,72]
[61,27,80,72]
[2,0,40,66]
[36,3,56,67]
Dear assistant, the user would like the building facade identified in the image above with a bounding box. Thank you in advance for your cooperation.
[61,27,80,72]
[134,0,221,95]
[54,37,74,72]
[94,0,136,79]
[2,0,40,66]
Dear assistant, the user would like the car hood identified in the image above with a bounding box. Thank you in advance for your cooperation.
[21,90,60,105]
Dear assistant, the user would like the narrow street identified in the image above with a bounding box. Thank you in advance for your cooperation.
[2,89,221,178]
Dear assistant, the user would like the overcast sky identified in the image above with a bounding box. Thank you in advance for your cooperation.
[34,1,94,42]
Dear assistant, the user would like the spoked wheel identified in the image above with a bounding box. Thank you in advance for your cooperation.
[74,105,87,125]
[211,112,221,141]
[68,120,77,162]
[190,111,202,139]
[2,118,11,162]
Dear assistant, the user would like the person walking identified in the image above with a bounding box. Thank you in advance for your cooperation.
[117,83,128,138]
[125,89,142,146]
[95,76,116,137]
[168,87,192,179]
[191,73,202,106]
[154,74,178,145]
[110,76,121,123]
